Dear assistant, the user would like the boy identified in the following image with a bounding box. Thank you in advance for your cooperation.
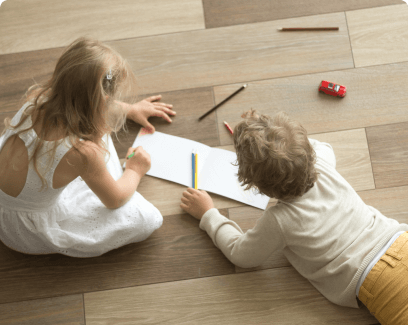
[180,110,408,324]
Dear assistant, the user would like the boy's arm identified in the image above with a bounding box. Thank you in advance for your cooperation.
[199,208,285,268]
[308,138,336,169]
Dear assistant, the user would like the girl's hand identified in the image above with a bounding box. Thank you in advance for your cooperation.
[125,146,151,177]
[129,95,175,133]
[180,188,214,220]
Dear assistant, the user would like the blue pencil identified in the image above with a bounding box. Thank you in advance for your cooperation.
[192,151,195,188]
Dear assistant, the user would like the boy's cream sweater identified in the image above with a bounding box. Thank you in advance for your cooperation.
[199,139,408,308]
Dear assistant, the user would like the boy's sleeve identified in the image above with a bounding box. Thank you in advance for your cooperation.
[308,137,336,169]
[199,208,285,268]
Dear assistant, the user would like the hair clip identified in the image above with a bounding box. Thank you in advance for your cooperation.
[106,69,113,80]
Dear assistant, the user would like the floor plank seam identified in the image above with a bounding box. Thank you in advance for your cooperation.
[82,293,87,325]
[364,127,377,190]
[344,11,356,69]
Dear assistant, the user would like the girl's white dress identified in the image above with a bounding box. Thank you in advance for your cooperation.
[0,103,163,257]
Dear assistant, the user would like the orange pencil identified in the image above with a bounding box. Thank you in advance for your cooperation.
[224,121,234,135]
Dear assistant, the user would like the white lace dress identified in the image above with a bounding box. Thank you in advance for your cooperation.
[0,103,163,257]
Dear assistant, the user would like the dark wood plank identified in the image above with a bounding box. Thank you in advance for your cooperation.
[0,210,234,305]
[0,47,63,114]
[203,0,401,29]
[215,62,408,146]
[366,122,408,189]
[112,87,218,160]
[84,266,377,325]
[0,294,84,325]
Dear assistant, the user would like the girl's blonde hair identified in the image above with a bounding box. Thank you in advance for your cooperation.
[233,109,318,201]
[1,37,137,191]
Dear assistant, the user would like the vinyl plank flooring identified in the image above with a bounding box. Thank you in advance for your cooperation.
[358,186,408,223]
[0,47,63,113]
[215,62,408,146]
[109,12,353,94]
[203,0,401,29]
[84,267,377,325]
[112,87,219,160]
[310,129,375,192]
[366,122,408,189]
[0,294,84,325]
[0,210,234,304]
[0,0,205,55]
[347,4,408,68]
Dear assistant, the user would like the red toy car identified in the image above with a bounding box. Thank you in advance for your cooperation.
[319,80,346,97]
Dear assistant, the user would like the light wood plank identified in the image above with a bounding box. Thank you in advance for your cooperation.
[121,128,374,216]
[110,12,353,94]
[0,0,205,55]
[359,186,408,223]
[366,122,408,189]
[347,4,408,68]
[203,0,401,29]
[84,267,377,325]
[310,129,375,192]
[0,210,234,305]
[215,62,408,145]
[0,294,84,325]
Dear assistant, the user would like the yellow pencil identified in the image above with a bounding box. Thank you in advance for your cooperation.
[194,150,198,189]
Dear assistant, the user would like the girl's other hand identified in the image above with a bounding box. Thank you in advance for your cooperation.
[125,146,151,177]
[180,188,214,220]
[129,95,176,133]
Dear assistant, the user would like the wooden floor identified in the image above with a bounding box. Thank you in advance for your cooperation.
[1,1,408,324]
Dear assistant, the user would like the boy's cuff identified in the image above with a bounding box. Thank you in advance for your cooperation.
[199,208,230,246]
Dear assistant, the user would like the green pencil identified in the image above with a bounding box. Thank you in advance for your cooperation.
[127,152,135,159]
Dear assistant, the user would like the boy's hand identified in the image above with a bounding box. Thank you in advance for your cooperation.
[180,188,214,220]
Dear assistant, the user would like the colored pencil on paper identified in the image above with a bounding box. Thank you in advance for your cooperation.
[277,27,339,31]
[224,121,234,135]
[192,150,195,188]
[195,150,198,189]
[198,84,247,121]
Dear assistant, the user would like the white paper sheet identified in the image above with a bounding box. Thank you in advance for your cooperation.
[123,129,270,210]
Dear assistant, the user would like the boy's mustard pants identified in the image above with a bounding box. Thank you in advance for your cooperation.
[358,231,408,325]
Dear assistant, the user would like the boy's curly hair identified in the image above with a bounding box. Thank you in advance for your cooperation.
[233,109,318,201]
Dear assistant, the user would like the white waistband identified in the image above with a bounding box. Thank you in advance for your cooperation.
[356,230,406,297]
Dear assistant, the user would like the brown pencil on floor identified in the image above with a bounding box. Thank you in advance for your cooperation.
[198,84,247,121]
[278,27,339,31]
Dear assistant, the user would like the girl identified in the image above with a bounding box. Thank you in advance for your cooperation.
[180,110,408,324]
[0,37,176,257]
